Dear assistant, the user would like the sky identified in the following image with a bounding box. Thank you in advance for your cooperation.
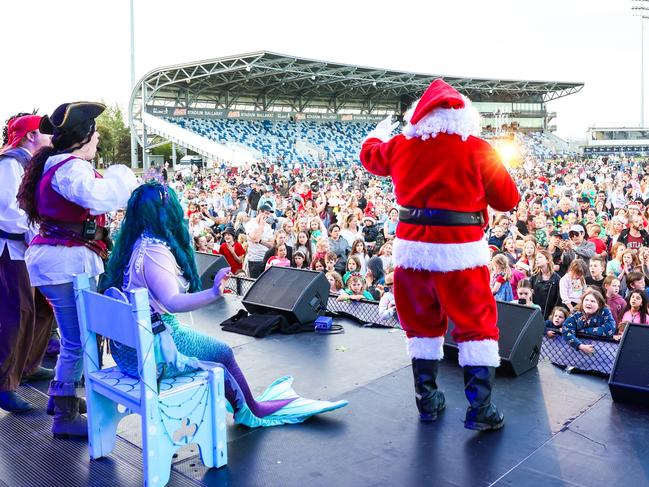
[1,0,645,141]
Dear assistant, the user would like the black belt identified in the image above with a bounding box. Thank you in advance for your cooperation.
[398,206,484,226]
[0,229,25,241]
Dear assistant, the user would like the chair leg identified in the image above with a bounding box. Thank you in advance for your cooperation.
[142,415,176,487]
[86,391,124,459]
[201,368,227,468]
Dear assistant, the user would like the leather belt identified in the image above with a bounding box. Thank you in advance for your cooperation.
[398,206,484,226]
[0,229,25,241]
[41,220,106,241]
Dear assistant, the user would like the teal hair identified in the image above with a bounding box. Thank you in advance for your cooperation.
[101,182,202,293]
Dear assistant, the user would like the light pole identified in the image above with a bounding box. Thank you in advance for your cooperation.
[129,0,138,168]
[633,0,649,127]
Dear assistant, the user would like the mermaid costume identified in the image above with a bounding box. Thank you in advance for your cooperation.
[110,236,347,427]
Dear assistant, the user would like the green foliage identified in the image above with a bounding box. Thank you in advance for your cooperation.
[96,103,131,166]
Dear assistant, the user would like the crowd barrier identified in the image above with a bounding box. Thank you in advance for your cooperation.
[224,275,619,375]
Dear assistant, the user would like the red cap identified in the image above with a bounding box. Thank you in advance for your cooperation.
[4,115,42,148]
[409,79,465,125]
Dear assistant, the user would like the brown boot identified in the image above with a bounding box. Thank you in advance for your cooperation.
[51,396,88,439]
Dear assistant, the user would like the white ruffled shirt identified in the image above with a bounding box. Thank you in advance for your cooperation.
[0,148,36,260]
[26,155,138,287]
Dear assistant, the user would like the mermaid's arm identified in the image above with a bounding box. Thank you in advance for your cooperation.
[142,249,229,313]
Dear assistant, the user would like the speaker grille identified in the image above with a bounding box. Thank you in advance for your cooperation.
[612,325,649,386]
[496,304,537,357]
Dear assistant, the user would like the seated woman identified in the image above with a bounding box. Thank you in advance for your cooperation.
[101,182,347,428]
[562,288,617,355]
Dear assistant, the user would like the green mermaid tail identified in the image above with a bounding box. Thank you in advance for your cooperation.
[231,376,348,428]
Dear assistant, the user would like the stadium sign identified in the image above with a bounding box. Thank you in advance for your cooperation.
[146,106,386,122]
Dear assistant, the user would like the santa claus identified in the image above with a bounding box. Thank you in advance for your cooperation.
[360,79,519,431]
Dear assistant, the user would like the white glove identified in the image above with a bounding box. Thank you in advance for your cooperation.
[364,116,399,143]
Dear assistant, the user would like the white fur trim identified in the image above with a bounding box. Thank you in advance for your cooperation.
[402,97,480,141]
[393,238,490,272]
[406,336,445,360]
[458,340,501,367]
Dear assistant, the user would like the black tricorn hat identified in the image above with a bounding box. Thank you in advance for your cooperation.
[40,101,106,135]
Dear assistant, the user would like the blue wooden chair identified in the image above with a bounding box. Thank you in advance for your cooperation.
[74,273,227,487]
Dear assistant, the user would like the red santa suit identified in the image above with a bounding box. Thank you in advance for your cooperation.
[360,80,519,368]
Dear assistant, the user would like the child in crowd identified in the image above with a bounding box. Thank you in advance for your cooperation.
[378,272,397,321]
[487,224,506,250]
[562,288,618,355]
[294,231,312,264]
[350,239,370,275]
[544,306,569,338]
[621,290,649,325]
[585,256,605,295]
[623,271,647,300]
[603,275,627,324]
[606,242,626,278]
[337,274,374,301]
[311,237,330,266]
[587,223,607,255]
[533,213,549,248]
[490,254,513,301]
[265,243,291,269]
[361,217,379,255]
[559,259,586,313]
[513,279,542,312]
[325,251,340,274]
[311,258,326,272]
[292,250,308,269]
[343,255,362,285]
[326,271,344,295]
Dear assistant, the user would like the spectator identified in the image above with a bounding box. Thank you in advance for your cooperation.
[326,271,344,295]
[620,290,649,325]
[545,306,569,338]
[603,275,627,324]
[606,242,626,278]
[530,249,561,319]
[244,205,274,278]
[562,288,617,355]
[219,226,245,275]
[262,230,293,268]
[490,254,513,301]
[513,278,542,312]
[265,243,290,270]
[563,224,596,273]
[361,216,379,254]
[294,231,312,264]
[350,239,370,275]
[343,255,362,285]
[292,250,308,269]
[328,223,350,267]
[337,274,373,301]
[585,256,606,295]
[378,272,397,321]
[383,207,399,240]
[559,259,586,313]
[617,214,649,250]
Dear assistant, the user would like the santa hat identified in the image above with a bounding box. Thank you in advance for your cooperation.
[3,115,42,149]
[403,79,480,141]
[409,79,465,125]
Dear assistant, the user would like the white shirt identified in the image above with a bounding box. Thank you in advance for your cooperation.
[26,154,138,287]
[0,148,34,260]
[244,219,273,261]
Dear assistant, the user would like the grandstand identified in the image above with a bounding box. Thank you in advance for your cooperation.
[129,51,584,169]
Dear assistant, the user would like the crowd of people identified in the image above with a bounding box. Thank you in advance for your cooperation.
[125,150,649,359]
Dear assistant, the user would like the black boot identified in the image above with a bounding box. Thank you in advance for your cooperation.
[51,396,88,439]
[412,359,446,422]
[463,366,504,431]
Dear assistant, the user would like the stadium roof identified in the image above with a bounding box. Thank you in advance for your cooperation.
[132,51,584,113]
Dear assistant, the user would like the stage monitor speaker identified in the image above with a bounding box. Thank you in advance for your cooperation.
[242,267,329,324]
[194,252,229,291]
[444,301,545,376]
[609,323,649,406]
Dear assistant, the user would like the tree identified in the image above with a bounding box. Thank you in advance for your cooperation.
[96,103,131,166]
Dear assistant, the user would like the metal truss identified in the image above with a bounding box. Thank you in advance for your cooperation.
[129,50,583,149]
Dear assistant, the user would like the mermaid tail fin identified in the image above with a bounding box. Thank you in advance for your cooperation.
[233,376,348,428]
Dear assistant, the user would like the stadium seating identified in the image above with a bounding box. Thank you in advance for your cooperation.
[168,117,372,167]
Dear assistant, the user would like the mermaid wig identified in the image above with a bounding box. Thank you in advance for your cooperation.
[101,182,202,293]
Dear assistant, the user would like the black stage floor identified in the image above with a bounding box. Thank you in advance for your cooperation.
[2,295,648,487]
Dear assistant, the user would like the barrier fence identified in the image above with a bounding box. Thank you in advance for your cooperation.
[225,275,619,375]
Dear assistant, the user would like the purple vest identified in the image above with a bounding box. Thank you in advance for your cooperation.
[30,156,106,250]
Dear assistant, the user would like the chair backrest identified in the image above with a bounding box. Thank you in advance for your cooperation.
[73,273,157,390]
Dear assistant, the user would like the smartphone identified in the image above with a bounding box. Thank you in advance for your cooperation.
[518,298,527,305]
